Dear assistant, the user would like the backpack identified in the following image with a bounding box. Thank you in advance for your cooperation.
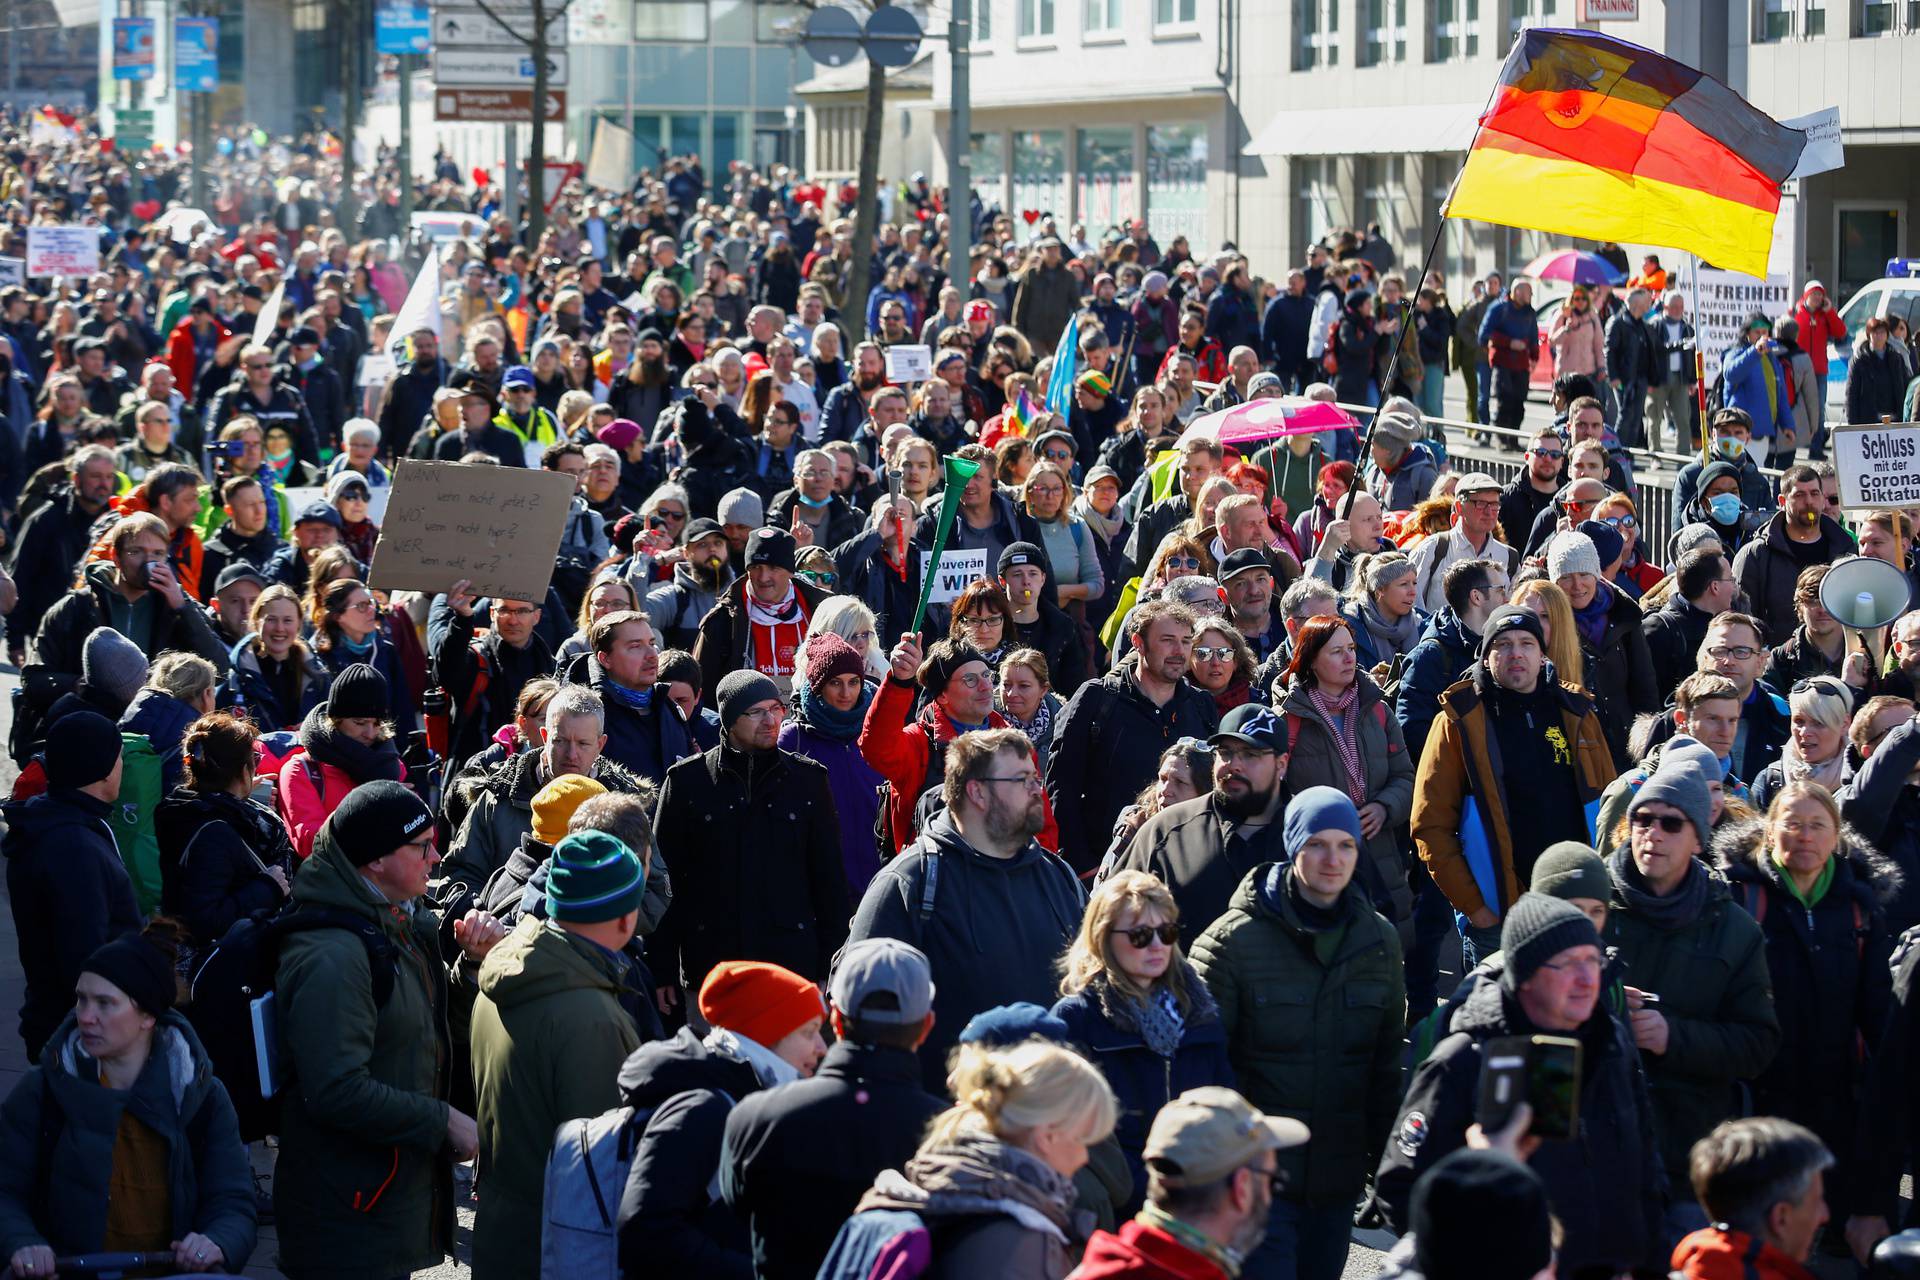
[1424,530,1522,579]
[110,732,167,916]
[873,734,949,863]
[185,903,399,1142]
[539,1104,652,1280]
[815,1206,1003,1280]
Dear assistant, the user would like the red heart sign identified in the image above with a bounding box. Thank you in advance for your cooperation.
[1021,209,1040,225]
[132,199,160,221]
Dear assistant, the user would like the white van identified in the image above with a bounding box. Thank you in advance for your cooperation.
[1827,260,1920,418]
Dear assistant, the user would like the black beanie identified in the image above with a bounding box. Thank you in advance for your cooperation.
[1477,605,1547,660]
[327,663,389,721]
[1413,1150,1552,1280]
[45,710,123,791]
[325,780,433,866]
[716,670,781,729]
[918,641,989,696]
[83,931,175,1016]
[1499,892,1601,993]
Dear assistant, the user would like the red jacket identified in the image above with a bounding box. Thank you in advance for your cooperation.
[165,315,232,391]
[1795,286,1847,376]
[1070,1220,1231,1280]
[1672,1227,1818,1280]
[857,675,1058,854]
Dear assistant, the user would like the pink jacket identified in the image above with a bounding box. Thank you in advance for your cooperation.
[276,753,408,861]
[1549,307,1605,377]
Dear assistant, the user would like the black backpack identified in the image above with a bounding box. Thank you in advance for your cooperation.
[873,735,948,863]
[186,904,400,1142]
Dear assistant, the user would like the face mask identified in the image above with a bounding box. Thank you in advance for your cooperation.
[1714,436,1746,460]
[1708,493,1743,525]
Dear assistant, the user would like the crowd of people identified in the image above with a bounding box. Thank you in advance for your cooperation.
[2,110,1920,1280]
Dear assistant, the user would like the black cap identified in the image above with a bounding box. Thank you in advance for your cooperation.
[683,516,723,544]
[1412,1151,1553,1280]
[83,932,175,1016]
[295,500,344,530]
[287,325,320,347]
[997,541,1046,575]
[239,283,265,301]
[1217,547,1272,584]
[1209,703,1288,752]
[745,527,797,573]
[213,562,267,595]
[634,327,665,346]
[326,779,433,867]
[1477,605,1546,659]
[326,663,389,721]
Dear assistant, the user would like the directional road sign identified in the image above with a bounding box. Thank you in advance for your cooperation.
[434,48,569,85]
[434,87,566,123]
[432,3,567,46]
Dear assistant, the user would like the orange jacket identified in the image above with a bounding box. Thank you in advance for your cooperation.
[86,489,208,602]
[1672,1227,1817,1280]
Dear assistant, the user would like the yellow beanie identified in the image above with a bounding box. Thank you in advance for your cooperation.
[531,774,608,845]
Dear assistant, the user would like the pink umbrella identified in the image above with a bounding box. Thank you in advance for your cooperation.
[1182,397,1361,447]
[1520,249,1626,287]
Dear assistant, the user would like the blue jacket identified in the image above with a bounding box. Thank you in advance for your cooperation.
[1719,341,1792,440]
[119,686,201,794]
[1394,608,1480,762]
[1051,971,1236,1216]
[1478,297,1536,348]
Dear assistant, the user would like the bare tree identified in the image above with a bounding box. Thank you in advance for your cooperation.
[469,0,573,244]
[841,1,890,343]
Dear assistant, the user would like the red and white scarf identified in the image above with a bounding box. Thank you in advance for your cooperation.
[746,586,810,680]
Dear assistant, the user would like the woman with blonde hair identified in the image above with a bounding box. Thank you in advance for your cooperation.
[558,572,640,665]
[1051,871,1234,1215]
[797,594,887,682]
[556,388,596,442]
[1511,578,1586,689]
[846,1040,1117,1278]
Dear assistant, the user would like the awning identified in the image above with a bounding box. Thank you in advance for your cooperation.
[1243,102,1485,157]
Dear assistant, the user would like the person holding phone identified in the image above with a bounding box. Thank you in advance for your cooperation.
[1374,892,1666,1278]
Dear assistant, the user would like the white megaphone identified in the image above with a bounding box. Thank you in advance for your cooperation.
[1819,554,1912,670]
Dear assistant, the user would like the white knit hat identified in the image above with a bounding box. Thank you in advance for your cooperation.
[1546,531,1602,581]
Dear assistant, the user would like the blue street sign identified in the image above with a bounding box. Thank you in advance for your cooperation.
[375,1,432,54]
[111,17,156,81]
[176,18,219,92]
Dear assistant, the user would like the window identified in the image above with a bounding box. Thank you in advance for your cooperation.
[1860,0,1896,31]
[1360,156,1416,255]
[1019,0,1055,37]
[1506,0,1556,42]
[1155,0,1198,24]
[1758,0,1826,37]
[1295,0,1338,69]
[1362,0,1406,64]
[755,1,806,41]
[972,130,1007,210]
[1011,129,1067,235]
[1084,0,1123,32]
[971,0,993,41]
[1147,123,1208,250]
[1431,0,1478,59]
[1293,156,1343,262]
[1077,127,1136,229]
[635,0,708,42]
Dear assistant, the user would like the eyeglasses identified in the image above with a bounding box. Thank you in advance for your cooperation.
[1460,498,1500,512]
[1193,645,1236,661]
[1538,953,1603,977]
[741,704,786,722]
[1112,923,1180,948]
[1630,811,1689,834]
[847,630,875,648]
[1707,645,1761,661]
[1530,448,1564,460]
[952,670,993,690]
[1165,555,1201,571]
[978,773,1043,791]
[345,598,376,613]
[495,605,539,618]
[958,614,1004,630]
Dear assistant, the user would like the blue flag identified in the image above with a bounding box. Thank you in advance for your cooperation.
[1043,314,1080,416]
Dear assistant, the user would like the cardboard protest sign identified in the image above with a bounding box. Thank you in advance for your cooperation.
[919,546,989,604]
[885,344,934,383]
[368,460,577,602]
[1833,422,1920,509]
[27,226,100,277]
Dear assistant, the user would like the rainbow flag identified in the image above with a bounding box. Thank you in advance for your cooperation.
[1005,386,1039,438]
[1444,29,1805,278]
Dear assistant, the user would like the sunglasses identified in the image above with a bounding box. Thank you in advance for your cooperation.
[1530,448,1564,460]
[1603,514,1637,532]
[1630,811,1689,834]
[1193,645,1236,661]
[1165,555,1201,570]
[1112,923,1180,948]
[1792,676,1851,701]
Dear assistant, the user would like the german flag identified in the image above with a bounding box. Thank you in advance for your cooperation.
[1445,29,1806,278]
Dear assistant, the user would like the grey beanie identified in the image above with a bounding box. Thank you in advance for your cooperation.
[717,486,764,528]
[1529,843,1611,904]
[1546,531,1603,582]
[1499,893,1602,993]
[716,669,782,730]
[82,627,148,706]
[1661,733,1728,781]
[1668,521,1723,563]
[1627,753,1714,850]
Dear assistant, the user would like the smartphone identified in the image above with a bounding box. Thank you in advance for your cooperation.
[1476,1034,1582,1142]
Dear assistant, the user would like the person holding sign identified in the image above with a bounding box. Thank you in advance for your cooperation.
[434,578,557,773]
[910,443,1047,634]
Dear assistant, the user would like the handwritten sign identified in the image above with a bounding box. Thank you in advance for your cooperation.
[919,546,990,605]
[368,460,578,602]
[885,343,934,384]
[26,225,100,278]
[1833,422,1920,509]
[1667,263,1791,384]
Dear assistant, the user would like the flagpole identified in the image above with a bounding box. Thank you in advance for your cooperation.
[1688,251,1706,454]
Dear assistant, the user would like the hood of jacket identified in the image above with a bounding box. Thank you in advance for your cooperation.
[40,1008,220,1122]
[1710,815,1904,907]
[1418,608,1478,658]
[476,916,630,1011]
[205,520,282,560]
[1760,509,1854,560]
[120,686,198,748]
[1237,859,1380,946]
[486,741,645,814]
[614,1024,763,1110]
[229,631,330,683]
[1,788,113,861]
[858,1131,1080,1242]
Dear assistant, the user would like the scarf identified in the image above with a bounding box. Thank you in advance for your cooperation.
[1356,598,1420,660]
[603,679,655,711]
[297,702,405,786]
[1782,738,1847,792]
[1773,851,1836,909]
[1002,695,1054,753]
[1572,579,1613,649]
[795,677,876,743]
[1607,844,1712,932]
[705,1025,800,1089]
[1137,1205,1246,1279]
[334,630,376,660]
[1305,682,1368,807]
[1071,492,1124,544]
[1135,986,1186,1059]
[745,586,809,679]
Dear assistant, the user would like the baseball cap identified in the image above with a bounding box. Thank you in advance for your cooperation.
[501,365,536,390]
[213,562,267,595]
[1209,704,1287,753]
[997,541,1045,575]
[294,500,344,530]
[830,938,935,1026]
[1217,547,1271,584]
[1144,1087,1309,1187]
[682,516,723,544]
[1455,471,1501,497]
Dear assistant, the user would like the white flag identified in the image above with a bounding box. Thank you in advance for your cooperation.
[388,246,444,359]
[252,281,284,349]
[587,117,633,194]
